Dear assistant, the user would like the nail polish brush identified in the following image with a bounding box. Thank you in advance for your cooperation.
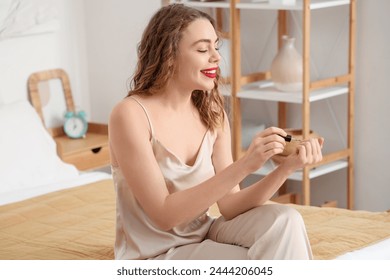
[278,134,301,142]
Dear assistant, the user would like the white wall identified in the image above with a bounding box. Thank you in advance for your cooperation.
[354,0,390,211]
[0,0,89,115]
[83,0,162,123]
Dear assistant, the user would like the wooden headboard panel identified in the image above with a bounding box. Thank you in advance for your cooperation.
[27,68,75,136]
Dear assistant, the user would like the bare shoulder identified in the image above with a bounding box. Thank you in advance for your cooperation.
[110,97,141,123]
[109,97,153,166]
[109,97,151,142]
[110,97,147,127]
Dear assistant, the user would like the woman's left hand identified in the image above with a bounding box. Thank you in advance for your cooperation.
[281,137,324,171]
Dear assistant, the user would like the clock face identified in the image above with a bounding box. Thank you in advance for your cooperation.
[64,116,87,138]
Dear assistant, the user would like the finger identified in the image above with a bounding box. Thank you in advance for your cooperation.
[260,126,288,138]
[310,138,321,162]
[263,141,285,154]
[296,144,306,161]
[302,140,312,159]
[263,134,287,146]
[251,133,286,149]
[297,141,312,165]
[310,138,319,157]
[315,138,323,162]
[255,142,284,158]
[318,137,325,148]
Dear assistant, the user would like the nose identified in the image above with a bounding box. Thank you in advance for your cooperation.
[210,48,221,63]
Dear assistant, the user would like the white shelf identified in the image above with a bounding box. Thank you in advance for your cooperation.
[177,0,350,10]
[236,80,348,103]
[254,159,348,181]
[181,0,230,8]
[237,0,350,11]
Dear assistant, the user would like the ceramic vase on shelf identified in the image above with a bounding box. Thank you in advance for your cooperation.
[270,35,303,92]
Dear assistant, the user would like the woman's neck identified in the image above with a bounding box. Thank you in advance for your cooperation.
[157,83,194,112]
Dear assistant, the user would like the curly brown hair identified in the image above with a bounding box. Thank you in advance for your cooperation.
[127,4,225,131]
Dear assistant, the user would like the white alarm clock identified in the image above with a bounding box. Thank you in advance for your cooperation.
[63,110,88,139]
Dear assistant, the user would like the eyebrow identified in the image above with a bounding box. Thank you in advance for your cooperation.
[191,38,220,46]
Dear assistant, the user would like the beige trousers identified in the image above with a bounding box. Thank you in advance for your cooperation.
[153,204,313,260]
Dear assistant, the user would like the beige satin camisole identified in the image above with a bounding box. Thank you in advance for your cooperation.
[112,97,216,259]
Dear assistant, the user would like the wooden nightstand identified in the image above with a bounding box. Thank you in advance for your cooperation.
[28,69,111,171]
[53,123,109,171]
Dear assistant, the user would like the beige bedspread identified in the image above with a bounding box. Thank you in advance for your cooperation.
[0,179,115,260]
[1,179,389,260]
[291,204,390,259]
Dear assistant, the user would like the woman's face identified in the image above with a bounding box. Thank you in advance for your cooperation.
[173,18,221,92]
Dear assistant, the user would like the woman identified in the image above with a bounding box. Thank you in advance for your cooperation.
[109,3,323,260]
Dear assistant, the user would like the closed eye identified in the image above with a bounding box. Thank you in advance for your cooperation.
[197,46,220,53]
[194,38,220,53]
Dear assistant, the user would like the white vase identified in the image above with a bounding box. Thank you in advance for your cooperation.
[270,35,303,92]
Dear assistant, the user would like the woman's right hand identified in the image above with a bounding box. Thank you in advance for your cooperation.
[241,127,287,173]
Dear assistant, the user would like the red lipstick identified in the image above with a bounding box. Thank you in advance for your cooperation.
[201,67,218,78]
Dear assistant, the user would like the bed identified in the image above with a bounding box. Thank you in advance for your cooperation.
[1,100,389,260]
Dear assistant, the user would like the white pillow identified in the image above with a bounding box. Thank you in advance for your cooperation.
[0,100,79,196]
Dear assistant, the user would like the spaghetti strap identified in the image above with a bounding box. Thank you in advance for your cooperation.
[128,96,155,137]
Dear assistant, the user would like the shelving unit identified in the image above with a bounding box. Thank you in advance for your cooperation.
[230,0,356,209]
[169,0,356,209]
